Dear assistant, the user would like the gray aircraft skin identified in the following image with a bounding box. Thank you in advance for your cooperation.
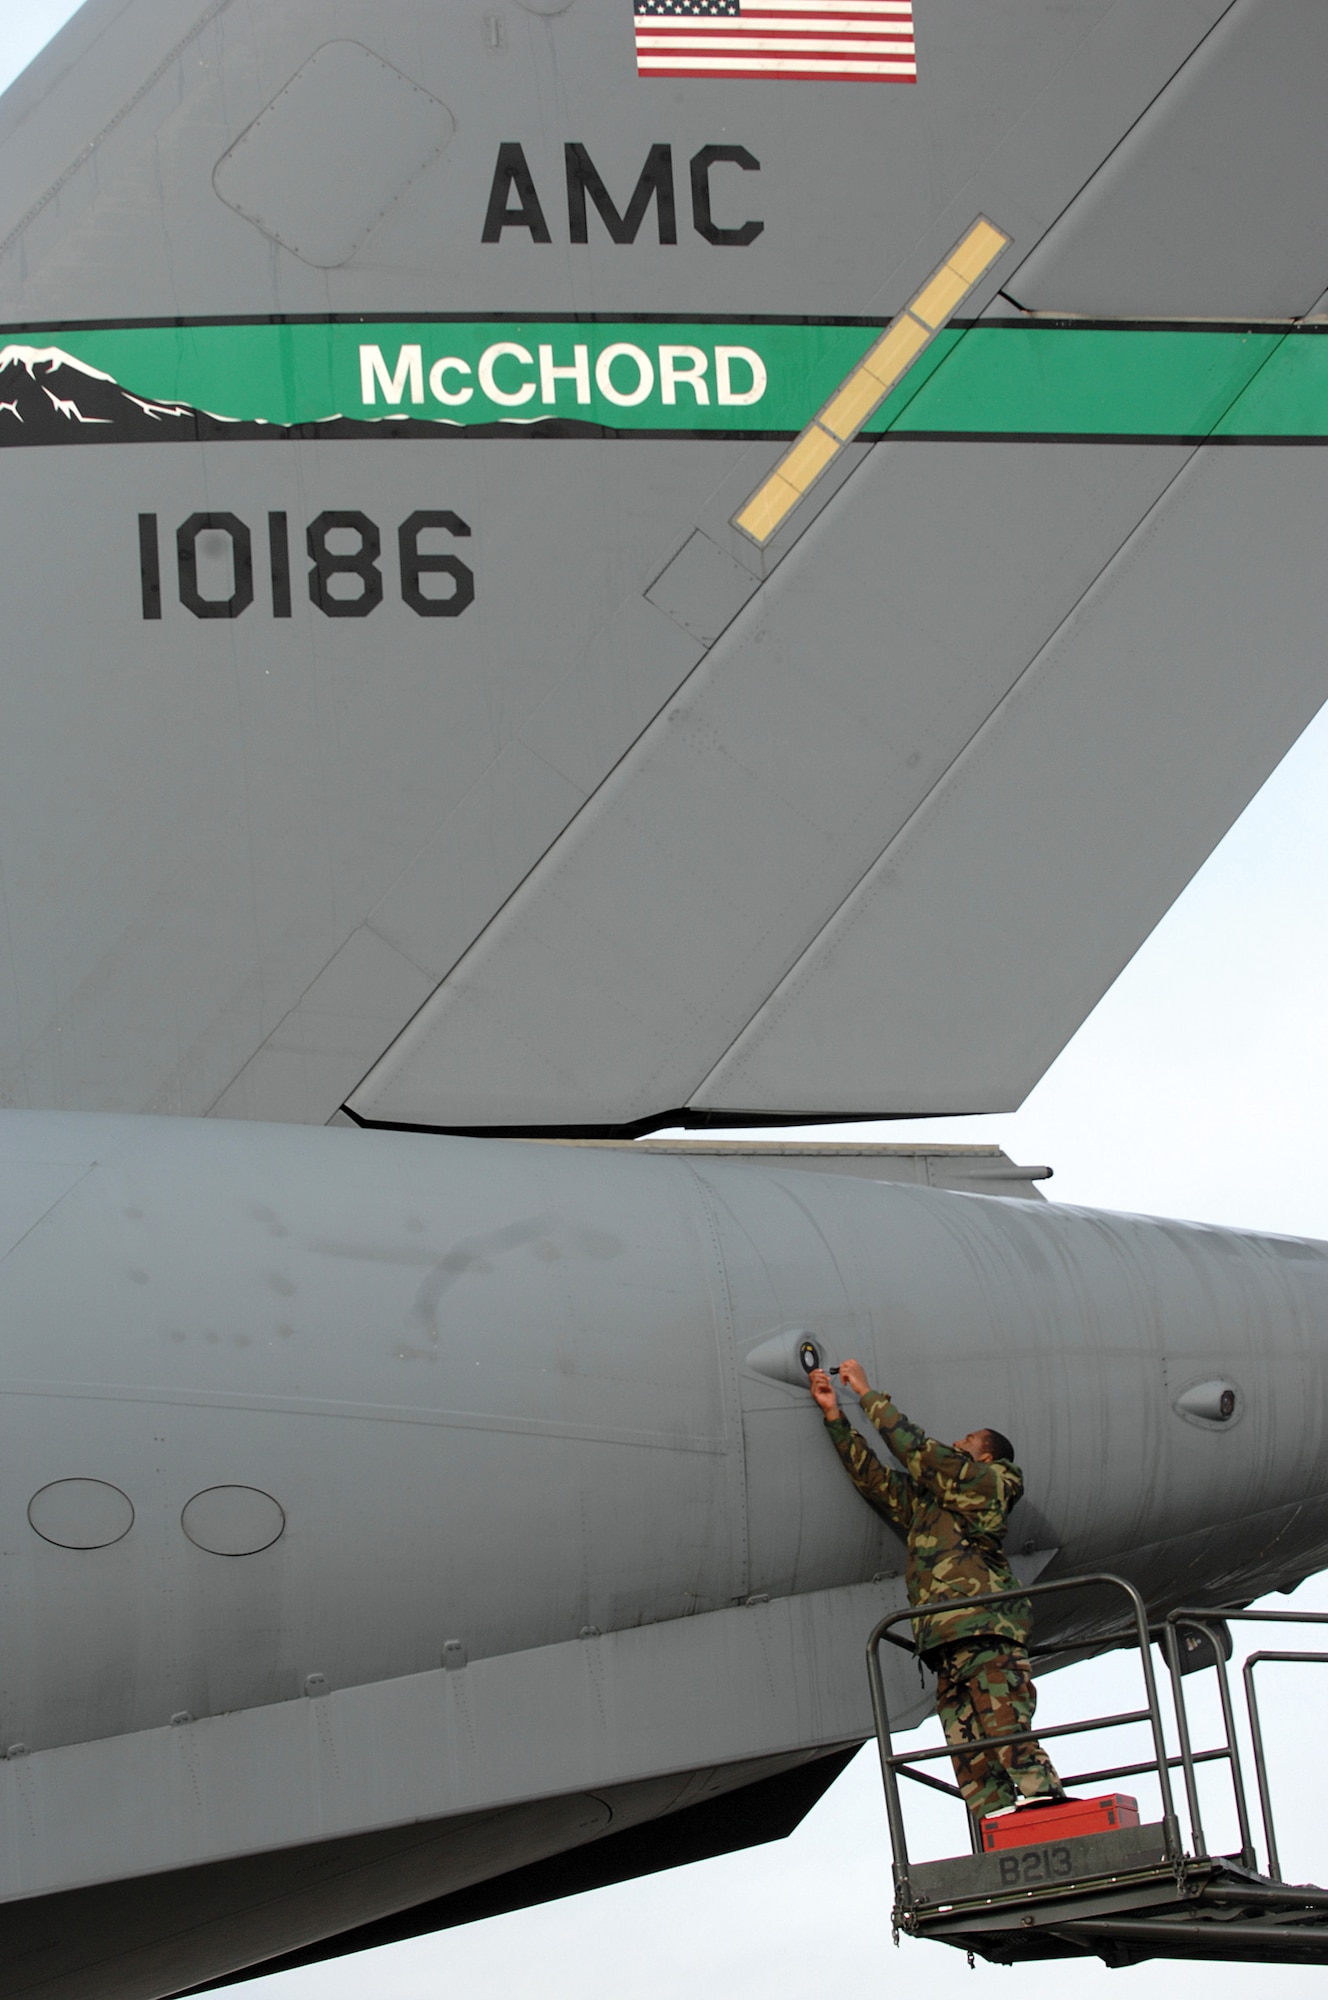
[2,0,1328,1991]
[2,1112,1327,1997]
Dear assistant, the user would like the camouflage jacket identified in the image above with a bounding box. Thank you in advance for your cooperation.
[824,1388,1031,1657]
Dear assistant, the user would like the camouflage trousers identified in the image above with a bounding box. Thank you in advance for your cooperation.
[932,1640,1064,1819]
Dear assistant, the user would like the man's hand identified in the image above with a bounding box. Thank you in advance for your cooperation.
[808,1368,840,1417]
[839,1358,870,1398]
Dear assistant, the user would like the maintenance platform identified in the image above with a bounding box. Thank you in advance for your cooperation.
[868,1576,1328,1965]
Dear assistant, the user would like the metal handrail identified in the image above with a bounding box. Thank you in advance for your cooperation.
[1060,1745,1231,1791]
[1243,1651,1328,1883]
[1164,1605,1328,1885]
[1160,1616,1254,1867]
[867,1573,1182,1915]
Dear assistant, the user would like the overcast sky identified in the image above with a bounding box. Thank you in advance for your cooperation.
[4,6,1328,1995]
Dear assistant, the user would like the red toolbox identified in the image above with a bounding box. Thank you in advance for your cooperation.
[981,1794,1139,1851]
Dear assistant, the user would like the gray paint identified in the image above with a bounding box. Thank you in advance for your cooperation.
[697,446,1328,1112]
[645,532,760,648]
[582,1140,1053,1200]
[0,1109,1324,1984]
[0,1109,1323,1979]
[1008,0,1328,319]
[0,0,1323,1981]
[212,41,457,268]
[0,0,1236,1129]
[356,433,1328,1126]
[0,440,717,1122]
[0,0,1227,323]
[350,439,1194,1127]
[0,1111,1324,1757]
[0,1593,883,1908]
[1,1751,836,2000]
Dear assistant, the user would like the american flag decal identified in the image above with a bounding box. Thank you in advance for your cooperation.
[633,0,917,83]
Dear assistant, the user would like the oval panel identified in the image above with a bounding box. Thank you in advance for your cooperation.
[181,1485,285,1557]
[28,1478,134,1550]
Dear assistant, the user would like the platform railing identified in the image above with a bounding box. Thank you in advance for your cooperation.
[1163,1605,1328,1883]
[1159,1613,1254,1869]
[867,1573,1183,1917]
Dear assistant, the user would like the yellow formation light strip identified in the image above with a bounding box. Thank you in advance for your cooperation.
[733,216,1010,547]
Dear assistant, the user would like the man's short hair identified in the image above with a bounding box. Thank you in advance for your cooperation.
[983,1427,1015,1464]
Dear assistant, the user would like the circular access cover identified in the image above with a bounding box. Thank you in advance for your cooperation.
[28,1479,134,1549]
[182,1485,285,1557]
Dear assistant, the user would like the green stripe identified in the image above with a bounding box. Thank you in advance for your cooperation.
[863,325,1305,439]
[4,319,1328,438]
[1211,328,1328,436]
[0,321,872,433]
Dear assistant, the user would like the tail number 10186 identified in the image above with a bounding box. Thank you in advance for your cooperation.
[137,510,475,621]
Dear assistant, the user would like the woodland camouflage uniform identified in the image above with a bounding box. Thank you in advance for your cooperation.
[823,1387,1063,1818]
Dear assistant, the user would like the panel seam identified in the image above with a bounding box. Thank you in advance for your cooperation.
[0,0,237,265]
